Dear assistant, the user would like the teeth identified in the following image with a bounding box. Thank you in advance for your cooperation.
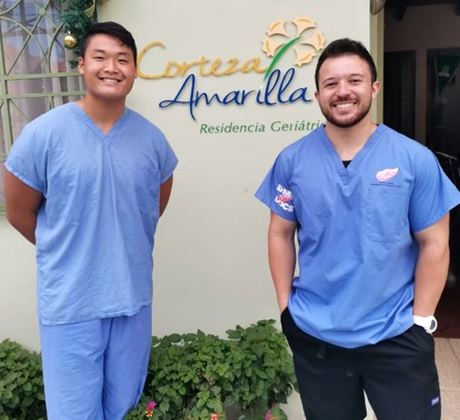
[336,103,354,109]
[101,78,119,83]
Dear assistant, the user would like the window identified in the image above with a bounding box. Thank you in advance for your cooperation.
[0,0,85,213]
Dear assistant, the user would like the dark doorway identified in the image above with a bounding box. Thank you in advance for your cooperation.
[384,51,416,138]
[426,47,460,337]
[384,3,460,338]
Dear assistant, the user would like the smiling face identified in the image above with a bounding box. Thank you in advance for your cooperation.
[315,54,380,129]
[78,34,137,104]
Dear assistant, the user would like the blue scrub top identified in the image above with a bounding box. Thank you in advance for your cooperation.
[6,103,178,325]
[256,124,460,348]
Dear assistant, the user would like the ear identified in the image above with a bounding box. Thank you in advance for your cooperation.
[314,90,319,101]
[78,56,85,75]
[371,81,381,99]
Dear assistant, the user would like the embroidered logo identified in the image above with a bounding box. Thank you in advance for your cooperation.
[376,167,399,182]
[275,184,294,212]
[431,396,440,406]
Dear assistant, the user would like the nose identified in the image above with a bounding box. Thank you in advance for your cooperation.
[336,81,351,97]
[104,59,118,73]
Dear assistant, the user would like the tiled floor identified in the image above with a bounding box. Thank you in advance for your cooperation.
[435,338,460,419]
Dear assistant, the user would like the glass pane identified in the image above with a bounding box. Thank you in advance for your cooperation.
[10,96,47,138]
[1,17,45,75]
[426,48,460,156]
[1,0,64,75]
[8,75,83,94]
[2,0,41,31]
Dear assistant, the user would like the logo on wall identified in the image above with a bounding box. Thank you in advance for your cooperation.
[262,17,325,80]
[137,15,326,121]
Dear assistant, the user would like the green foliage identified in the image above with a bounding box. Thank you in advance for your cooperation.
[0,340,46,420]
[54,0,97,66]
[0,320,296,420]
[125,320,297,420]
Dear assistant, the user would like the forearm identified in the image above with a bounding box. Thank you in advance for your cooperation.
[413,243,449,316]
[7,212,37,245]
[268,232,296,312]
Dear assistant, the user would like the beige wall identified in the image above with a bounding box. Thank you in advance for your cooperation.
[1,0,372,417]
[385,4,460,142]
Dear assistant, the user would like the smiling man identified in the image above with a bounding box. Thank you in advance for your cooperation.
[4,22,178,420]
[256,38,460,420]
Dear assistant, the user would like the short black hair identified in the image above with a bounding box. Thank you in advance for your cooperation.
[314,38,377,90]
[79,21,137,64]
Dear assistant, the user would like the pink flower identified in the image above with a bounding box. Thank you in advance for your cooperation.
[145,401,157,417]
[265,411,271,420]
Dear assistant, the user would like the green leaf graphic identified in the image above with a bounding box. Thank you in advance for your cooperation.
[264,36,302,81]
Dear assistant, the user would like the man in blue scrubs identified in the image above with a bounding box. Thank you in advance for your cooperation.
[256,38,460,420]
[4,22,178,419]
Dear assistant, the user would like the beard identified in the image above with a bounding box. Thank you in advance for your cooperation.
[319,97,372,128]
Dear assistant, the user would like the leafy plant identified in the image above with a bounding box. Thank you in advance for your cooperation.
[125,320,297,420]
[0,320,296,420]
[0,340,46,420]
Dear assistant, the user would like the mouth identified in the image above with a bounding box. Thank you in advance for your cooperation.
[333,102,356,110]
[98,77,122,84]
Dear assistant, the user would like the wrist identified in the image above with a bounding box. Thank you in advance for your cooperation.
[413,315,437,333]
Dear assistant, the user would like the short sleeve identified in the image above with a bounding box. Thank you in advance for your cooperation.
[409,150,460,232]
[255,152,297,222]
[154,128,178,184]
[5,124,46,194]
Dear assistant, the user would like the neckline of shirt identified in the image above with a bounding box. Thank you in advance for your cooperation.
[319,124,387,183]
[69,102,130,143]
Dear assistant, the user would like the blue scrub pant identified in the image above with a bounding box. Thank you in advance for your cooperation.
[39,304,152,420]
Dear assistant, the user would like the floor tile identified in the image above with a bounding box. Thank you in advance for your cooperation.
[435,338,460,390]
[449,339,460,365]
[440,389,460,420]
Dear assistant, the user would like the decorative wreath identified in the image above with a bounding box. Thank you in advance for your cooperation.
[55,0,111,65]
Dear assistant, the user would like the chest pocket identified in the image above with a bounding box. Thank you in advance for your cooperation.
[112,154,160,217]
[365,186,409,242]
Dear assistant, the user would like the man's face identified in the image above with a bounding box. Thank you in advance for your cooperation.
[78,34,137,103]
[315,54,380,128]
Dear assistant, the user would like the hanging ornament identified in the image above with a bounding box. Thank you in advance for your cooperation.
[64,33,77,49]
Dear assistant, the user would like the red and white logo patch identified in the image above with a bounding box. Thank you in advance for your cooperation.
[376,168,399,182]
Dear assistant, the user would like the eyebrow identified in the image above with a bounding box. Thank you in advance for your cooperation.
[90,49,130,57]
[322,73,365,84]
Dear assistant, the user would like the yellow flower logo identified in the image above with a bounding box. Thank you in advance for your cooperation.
[262,16,325,79]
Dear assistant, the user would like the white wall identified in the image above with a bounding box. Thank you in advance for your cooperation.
[385,4,460,142]
[1,0,372,418]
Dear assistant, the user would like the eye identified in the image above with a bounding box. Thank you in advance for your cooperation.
[94,56,104,61]
[118,59,129,64]
[324,82,337,88]
[350,79,362,84]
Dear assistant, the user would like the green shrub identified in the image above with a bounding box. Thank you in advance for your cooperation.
[0,339,46,420]
[0,320,296,420]
[125,320,297,420]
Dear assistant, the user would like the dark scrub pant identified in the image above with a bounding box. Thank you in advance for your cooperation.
[281,308,441,420]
